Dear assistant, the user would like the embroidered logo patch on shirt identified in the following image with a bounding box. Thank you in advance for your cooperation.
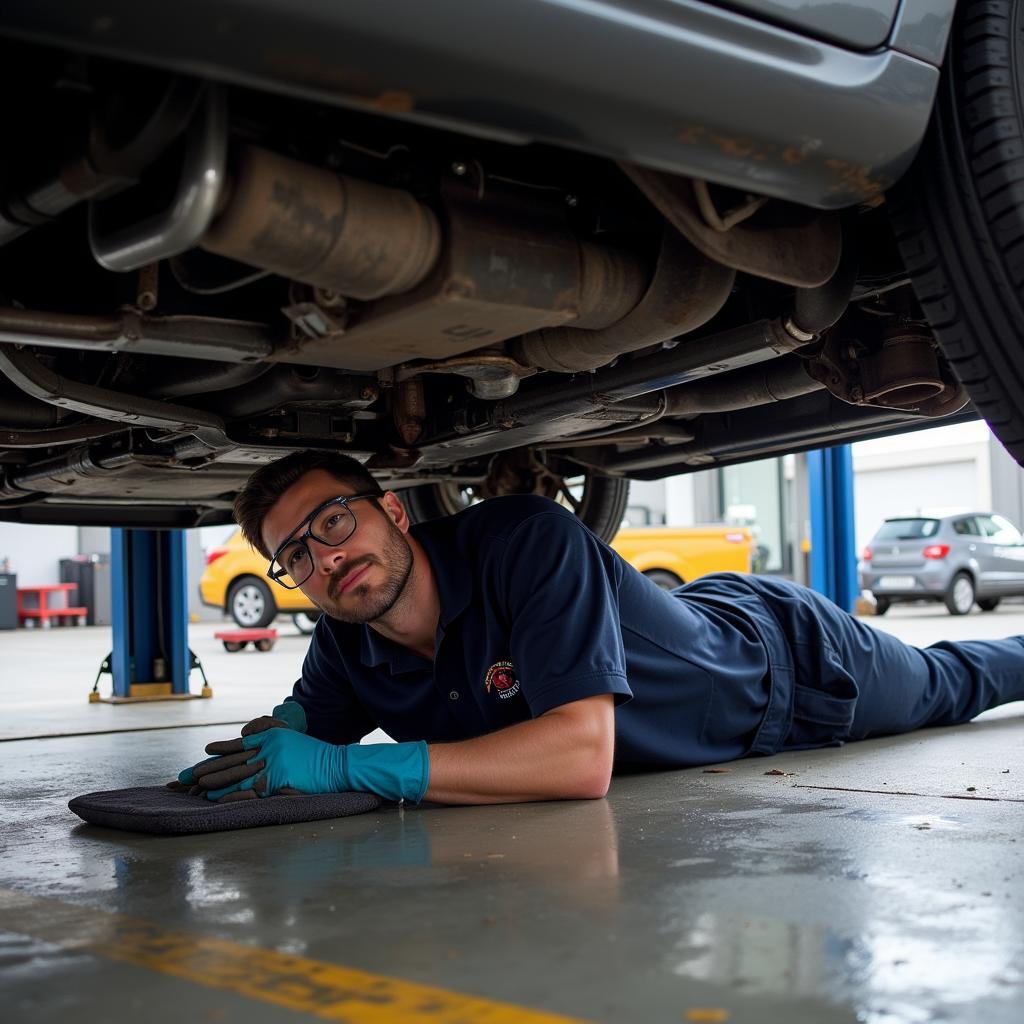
[484,660,520,700]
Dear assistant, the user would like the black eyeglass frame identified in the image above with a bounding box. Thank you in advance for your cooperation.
[265,492,381,589]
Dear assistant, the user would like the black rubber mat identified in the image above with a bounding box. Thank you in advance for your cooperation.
[69,786,383,835]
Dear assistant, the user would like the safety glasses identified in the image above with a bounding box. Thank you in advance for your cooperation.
[266,493,380,589]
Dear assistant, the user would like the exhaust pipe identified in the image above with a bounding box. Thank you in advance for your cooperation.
[512,225,735,373]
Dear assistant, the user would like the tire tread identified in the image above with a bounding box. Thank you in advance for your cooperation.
[891,0,1024,465]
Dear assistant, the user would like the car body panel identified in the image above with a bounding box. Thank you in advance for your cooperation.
[890,0,957,66]
[609,524,754,582]
[200,532,312,614]
[972,514,1024,592]
[0,0,947,208]
[717,0,898,50]
[708,0,955,62]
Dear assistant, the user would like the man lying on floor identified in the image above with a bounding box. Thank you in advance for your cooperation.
[175,451,1024,805]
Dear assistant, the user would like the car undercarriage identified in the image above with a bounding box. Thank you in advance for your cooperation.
[0,33,985,537]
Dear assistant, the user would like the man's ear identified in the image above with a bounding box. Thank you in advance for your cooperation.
[380,491,410,533]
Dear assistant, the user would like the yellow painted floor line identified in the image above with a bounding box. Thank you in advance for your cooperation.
[0,887,590,1023]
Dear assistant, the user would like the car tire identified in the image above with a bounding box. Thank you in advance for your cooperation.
[944,571,976,616]
[872,596,891,616]
[228,577,277,628]
[292,611,322,634]
[977,597,1001,612]
[643,569,684,591]
[402,469,630,543]
[892,0,1024,465]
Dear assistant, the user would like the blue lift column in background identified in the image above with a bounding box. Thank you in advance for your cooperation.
[90,529,211,703]
[807,445,859,613]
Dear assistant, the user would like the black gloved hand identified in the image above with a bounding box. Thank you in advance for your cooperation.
[192,734,307,802]
[167,714,295,800]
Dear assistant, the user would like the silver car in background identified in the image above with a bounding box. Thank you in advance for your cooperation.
[860,513,1024,615]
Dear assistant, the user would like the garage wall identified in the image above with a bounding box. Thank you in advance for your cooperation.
[853,458,979,553]
[0,523,79,586]
[665,474,696,525]
[0,522,230,619]
[626,479,669,525]
[851,421,992,555]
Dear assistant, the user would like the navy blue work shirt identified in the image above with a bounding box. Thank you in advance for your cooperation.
[289,494,801,768]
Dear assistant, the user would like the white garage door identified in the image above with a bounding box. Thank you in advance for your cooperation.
[854,459,978,554]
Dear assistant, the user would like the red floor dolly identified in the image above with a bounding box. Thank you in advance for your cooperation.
[214,627,278,652]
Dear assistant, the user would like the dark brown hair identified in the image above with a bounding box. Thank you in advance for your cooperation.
[233,451,384,557]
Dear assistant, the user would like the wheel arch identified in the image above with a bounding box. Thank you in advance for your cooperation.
[226,574,278,618]
[223,572,266,612]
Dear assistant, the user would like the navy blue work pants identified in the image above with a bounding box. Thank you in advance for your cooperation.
[708,576,1024,752]
[684,577,1024,753]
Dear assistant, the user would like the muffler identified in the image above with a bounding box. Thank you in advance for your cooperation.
[201,146,441,301]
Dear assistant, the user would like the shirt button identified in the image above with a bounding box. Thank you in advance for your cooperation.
[449,690,459,701]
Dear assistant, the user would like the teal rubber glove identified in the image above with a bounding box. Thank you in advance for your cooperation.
[172,699,308,788]
[203,731,430,804]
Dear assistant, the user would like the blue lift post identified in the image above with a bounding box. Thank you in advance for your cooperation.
[90,528,211,703]
[807,445,859,613]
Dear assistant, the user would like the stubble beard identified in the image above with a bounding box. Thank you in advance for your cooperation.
[318,519,414,624]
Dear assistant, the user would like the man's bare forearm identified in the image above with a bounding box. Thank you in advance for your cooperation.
[423,694,615,805]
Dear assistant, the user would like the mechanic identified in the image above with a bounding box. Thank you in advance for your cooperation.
[178,451,1024,805]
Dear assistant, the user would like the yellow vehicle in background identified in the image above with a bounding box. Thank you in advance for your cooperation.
[202,520,755,629]
[610,525,754,590]
[201,529,321,632]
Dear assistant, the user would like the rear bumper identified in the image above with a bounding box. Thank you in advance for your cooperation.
[859,566,952,596]
[198,579,224,610]
[861,588,943,602]
[0,0,943,208]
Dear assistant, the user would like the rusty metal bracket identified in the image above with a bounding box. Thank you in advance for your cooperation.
[393,379,426,446]
[692,180,768,232]
[620,164,841,288]
[859,334,943,407]
[365,444,423,470]
[806,329,969,417]
[389,352,536,401]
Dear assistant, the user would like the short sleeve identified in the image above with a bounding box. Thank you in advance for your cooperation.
[291,620,377,744]
[499,511,633,717]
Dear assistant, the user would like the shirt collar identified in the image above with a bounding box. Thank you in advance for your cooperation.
[359,626,428,673]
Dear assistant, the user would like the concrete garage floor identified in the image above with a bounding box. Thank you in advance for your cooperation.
[0,608,1022,1023]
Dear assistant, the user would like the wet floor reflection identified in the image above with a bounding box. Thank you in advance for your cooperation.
[656,891,1024,1021]
[629,796,1022,1020]
[57,798,625,962]
[48,788,1021,1022]
[3,733,1019,1023]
